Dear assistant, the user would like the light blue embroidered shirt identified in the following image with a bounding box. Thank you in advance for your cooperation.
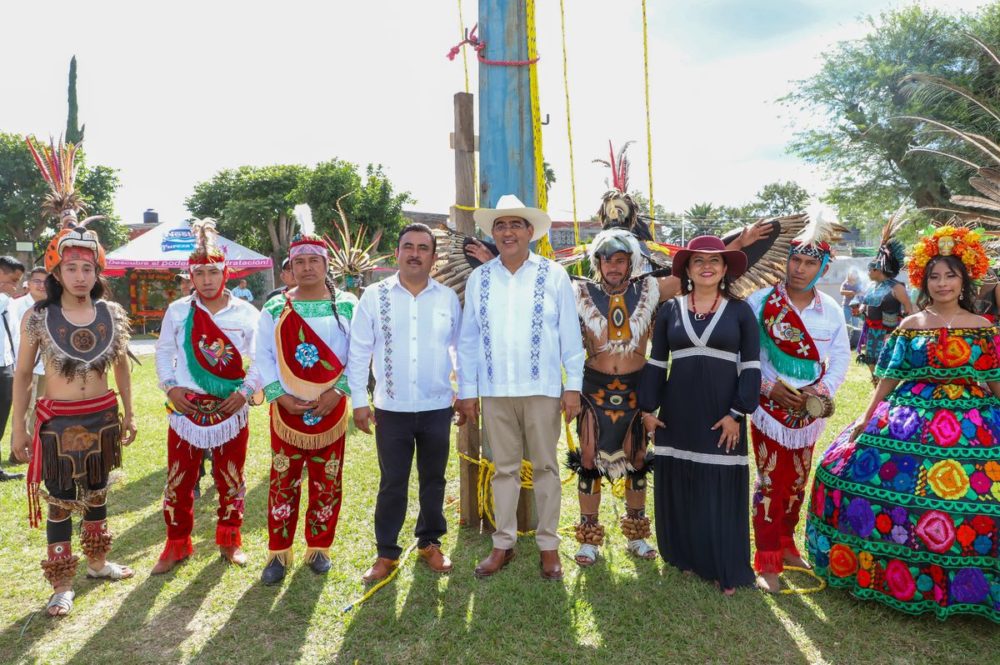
[457,252,584,399]
[347,273,461,412]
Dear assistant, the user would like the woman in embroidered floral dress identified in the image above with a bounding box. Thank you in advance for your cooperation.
[807,227,999,622]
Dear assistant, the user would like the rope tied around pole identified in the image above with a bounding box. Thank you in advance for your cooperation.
[446,24,540,67]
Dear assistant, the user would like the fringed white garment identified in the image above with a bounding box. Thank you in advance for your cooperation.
[168,406,248,449]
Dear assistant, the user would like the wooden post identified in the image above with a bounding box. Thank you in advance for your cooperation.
[452,91,481,531]
[478,0,537,534]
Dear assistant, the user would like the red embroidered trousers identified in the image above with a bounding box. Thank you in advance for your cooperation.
[160,425,248,560]
[750,424,815,574]
[266,425,346,558]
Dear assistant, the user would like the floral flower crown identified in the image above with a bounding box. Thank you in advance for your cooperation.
[907,225,990,288]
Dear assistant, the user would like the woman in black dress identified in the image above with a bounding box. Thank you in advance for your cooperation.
[639,235,760,594]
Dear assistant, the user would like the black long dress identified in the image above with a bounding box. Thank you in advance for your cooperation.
[638,295,761,589]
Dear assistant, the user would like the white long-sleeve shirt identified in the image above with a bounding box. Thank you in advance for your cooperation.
[10,295,43,375]
[746,283,851,448]
[457,252,584,399]
[257,294,351,402]
[155,292,261,395]
[348,273,460,412]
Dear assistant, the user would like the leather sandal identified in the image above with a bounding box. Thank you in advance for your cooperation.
[87,561,134,580]
[47,590,75,617]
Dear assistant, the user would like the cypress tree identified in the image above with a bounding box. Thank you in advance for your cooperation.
[66,56,84,143]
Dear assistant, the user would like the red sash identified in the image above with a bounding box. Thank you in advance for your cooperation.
[272,301,347,448]
[759,284,822,379]
[184,302,245,398]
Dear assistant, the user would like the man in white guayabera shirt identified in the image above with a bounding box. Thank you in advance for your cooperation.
[348,222,461,584]
[456,194,585,581]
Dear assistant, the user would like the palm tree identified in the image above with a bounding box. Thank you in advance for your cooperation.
[683,203,719,238]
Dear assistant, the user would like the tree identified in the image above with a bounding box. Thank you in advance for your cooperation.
[542,160,556,195]
[683,202,721,237]
[747,181,811,217]
[66,56,84,144]
[186,161,413,277]
[0,132,124,258]
[781,5,1000,233]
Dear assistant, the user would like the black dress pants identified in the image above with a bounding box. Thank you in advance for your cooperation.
[0,364,12,443]
[373,407,452,559]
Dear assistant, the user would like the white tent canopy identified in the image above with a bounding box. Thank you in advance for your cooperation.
[105,221,272,274]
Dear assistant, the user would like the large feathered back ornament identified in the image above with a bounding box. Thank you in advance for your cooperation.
[323,192,389,283]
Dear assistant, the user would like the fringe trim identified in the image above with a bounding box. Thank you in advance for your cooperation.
[575,277,658,356]
[265,548,293,567]
[754,549,784,574]
[28,302,131,381]
[758,322,820,381]
[272,408,348,450]
[751,409,826,450]
[159,537,194,561]
[304,547,329,564]
[168,408,248,449]
[216,525,242,548]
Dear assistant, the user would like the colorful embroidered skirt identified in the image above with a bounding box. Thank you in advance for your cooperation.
[857,320,892,366]
[806,380,999,622]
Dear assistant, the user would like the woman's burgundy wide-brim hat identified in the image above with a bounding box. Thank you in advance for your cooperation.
[671,235,748,280]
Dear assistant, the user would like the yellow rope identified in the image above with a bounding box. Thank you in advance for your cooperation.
[456,0,470,94]
[525,0,554,259]
[640,0,656,241]
[557,0,579,249]
[342,540,418,612]
[453,203,477,211]
[778,566,828,595]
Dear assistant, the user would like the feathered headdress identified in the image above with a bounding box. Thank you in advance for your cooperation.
[869,206,907,278]
[24,135,102,228]
[189,218,226,268]
[789,214,848,259]
[593,140,634,194]
[289,203,327,260]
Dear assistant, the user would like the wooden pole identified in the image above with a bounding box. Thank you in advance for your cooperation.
[478,0,537,534]
[452,91,481,531]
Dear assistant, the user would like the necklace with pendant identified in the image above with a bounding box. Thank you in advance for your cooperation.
[692,292,721,321]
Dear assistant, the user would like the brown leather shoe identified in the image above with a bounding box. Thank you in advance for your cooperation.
[220,546,248,567]
[474,548,515,578]
[418,544,453,573]
[362,557,398,584]
[539,549,563,580]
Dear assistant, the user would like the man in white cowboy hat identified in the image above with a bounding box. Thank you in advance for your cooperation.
[456,194,585,581]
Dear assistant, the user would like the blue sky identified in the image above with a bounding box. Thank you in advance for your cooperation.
[0,1,990,229]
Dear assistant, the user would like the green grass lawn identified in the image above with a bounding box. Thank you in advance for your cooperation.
[1,361,996,664]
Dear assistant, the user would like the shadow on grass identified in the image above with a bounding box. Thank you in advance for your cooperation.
[191,561,326,664]
[338,528,582,663]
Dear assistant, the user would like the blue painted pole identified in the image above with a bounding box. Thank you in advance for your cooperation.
[478,0,538,210]
[477,0,539,532]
